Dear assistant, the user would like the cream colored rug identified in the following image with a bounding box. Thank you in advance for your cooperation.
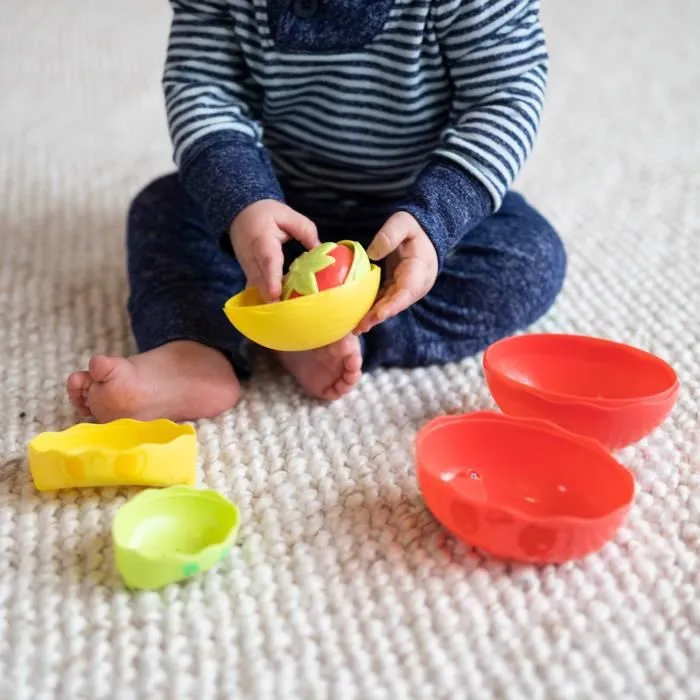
[1,0,698,697]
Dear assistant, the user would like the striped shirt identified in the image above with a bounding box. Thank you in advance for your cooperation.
[163,0,548,261]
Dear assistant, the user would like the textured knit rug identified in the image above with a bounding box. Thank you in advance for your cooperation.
[1,1,698,698]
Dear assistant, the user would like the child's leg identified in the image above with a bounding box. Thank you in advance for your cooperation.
[66,173,246,422]
[362,192,566,369]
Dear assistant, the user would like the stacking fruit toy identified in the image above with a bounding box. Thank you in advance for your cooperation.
[224,240,380,351]
[25,330,679,576]
[416,334,680,564]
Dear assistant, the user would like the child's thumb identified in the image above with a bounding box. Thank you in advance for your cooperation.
[367,217,408,260]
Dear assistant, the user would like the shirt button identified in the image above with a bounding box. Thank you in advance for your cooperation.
[293,0,319,19]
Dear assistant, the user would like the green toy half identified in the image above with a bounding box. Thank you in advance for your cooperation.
[112,486,240,590]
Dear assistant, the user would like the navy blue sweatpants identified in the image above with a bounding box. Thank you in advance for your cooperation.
[126,173,566,377]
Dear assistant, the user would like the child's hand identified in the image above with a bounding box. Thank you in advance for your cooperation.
[230,200,319,302]
[355,212,438,334]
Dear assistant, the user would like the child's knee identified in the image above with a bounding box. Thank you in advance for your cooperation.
[475,194,566,329]
[127,173,185,236]
[515,215,567,325]
[413,208,566,349]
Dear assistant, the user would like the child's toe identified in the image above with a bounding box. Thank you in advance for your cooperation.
[324,383,345,401]
[344,352,362,374]
[66,371,93,415]
[330,371,360,400]
[87,355,123,383]
[67,371,88,393]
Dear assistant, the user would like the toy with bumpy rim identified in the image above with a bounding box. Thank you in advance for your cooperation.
[28,419,197,491]
[112,486,240,590]
[483,334,680,449]
[416,411,635,564]
[415,333,680,563]
[224,240,380,352]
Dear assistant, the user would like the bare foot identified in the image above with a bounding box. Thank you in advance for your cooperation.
[274,334,363,401]
[66,341,240,423]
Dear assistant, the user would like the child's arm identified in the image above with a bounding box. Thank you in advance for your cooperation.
[358,0,548,331]
[163,0,282,237]
[162,0,318,300]
[398,0,549,265]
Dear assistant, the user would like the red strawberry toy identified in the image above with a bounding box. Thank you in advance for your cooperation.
[282,240,370,300]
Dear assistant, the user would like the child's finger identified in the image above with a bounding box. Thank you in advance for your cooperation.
[374,286,414,324]
[354,283,403,333]
[245,236,284,302]
[277,207,319,249]
[353,284,389,334]
[355,261,429,333]
[367,218,409,260]
[382,260,428,315]
[254,236,284,302]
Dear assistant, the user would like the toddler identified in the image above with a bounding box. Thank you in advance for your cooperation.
[67,0,566,422]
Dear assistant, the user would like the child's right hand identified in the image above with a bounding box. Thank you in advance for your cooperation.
[229,200,319,302]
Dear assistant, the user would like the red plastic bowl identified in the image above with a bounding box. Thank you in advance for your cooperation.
[415,412,635,564]
[483,334,679,450]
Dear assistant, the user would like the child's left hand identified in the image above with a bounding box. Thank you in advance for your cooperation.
[355,212,438,334]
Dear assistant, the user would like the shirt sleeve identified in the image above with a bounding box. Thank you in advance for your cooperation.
[397,0,549,265]
[163,0,284,237]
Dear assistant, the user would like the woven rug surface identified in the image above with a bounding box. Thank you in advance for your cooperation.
[1,0,698,697]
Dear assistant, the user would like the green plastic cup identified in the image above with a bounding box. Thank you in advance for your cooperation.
[112,486,240,590]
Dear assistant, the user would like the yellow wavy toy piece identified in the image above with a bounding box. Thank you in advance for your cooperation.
[28,419,197,491]
[224,241,381,352]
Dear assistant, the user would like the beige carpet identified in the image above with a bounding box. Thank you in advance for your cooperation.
[1,0,699,697]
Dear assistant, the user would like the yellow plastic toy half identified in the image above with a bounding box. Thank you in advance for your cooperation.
[224,264,381,352]
[28,419,197,491]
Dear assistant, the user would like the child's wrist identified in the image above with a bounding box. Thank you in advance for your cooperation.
[178,133,285,238]
[397,160,493,266]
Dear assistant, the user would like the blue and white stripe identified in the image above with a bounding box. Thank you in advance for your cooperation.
[163,0,548,208]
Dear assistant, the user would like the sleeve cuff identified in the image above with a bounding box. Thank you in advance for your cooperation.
[395,160,494,267]
[178,131,285,237]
